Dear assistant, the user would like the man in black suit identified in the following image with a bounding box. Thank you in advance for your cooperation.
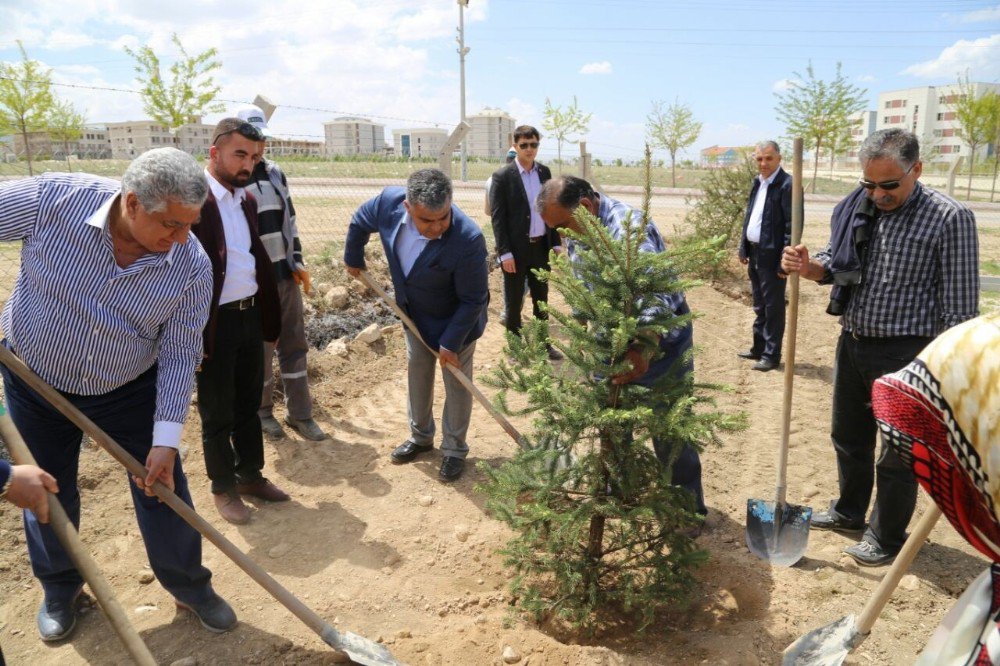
[490,125,562,360]
[737,140,793,372]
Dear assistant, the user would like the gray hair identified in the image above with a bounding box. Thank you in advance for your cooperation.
[406,168,452,211]
[121,148,208,213]
[756,140,780,155]
[858,129,920,170]
[536,175,596,216]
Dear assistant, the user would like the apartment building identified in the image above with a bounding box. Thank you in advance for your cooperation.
[323,117,386,156]
[466,108,515,158]
[392,128,448,158]
[105,120,213,159]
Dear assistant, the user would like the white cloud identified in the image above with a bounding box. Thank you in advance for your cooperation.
[902,34,1000,79]
[856,74,876,82]
[579,61,612,75]
[43,29,98,50]
[772,78,797,92]
[503,98,538,128]
[958,4,1000,22]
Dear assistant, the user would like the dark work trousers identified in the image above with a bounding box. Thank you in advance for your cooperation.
[0,354,213,607]
[502,239,551,335]
[746,243,787,363]
[829,332,933,553]
[196,303,266,495]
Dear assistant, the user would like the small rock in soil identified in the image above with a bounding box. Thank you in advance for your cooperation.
[418,495,434,507]
[454,525,470,542]
[324,286,349,309]
[502,645,522,663]
[169,658,198,666]
[137,571,155,584]
[355,323,382,344]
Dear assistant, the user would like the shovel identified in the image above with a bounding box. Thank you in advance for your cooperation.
[783,504,942,665]
[745,137,813,567]
[0,405,157,666]
[0,344,399,666]
[355,269,529,450]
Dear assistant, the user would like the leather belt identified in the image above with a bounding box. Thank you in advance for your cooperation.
[847,330,932,343]
[220,295,257,311]
[528,236,546,244]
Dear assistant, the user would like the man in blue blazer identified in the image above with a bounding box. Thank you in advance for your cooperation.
[344,169,489,482]
[737,141,793,372]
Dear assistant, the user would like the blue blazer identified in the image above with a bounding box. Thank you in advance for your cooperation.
[739,167,794,271]
[344,188,489,351]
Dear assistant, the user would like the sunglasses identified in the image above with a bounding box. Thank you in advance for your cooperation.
[518,141,540,149]
[212,122,265,145]
[859,163,915,191]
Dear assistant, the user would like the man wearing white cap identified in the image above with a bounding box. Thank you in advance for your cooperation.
[233,105,326,442]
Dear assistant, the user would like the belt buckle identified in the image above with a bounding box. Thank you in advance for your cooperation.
[239,296,253,311]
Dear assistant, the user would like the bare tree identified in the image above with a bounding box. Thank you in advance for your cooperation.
[125,33,223,129]
[542,96,592,174]
[0,41,56,175]
[646,98,702,187]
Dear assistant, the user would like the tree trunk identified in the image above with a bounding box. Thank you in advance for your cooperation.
[18,122,34,177]
[811,142,821,194]
[670,150,677,188]
[584,429,612,588]
[557,141,563,175]
[967,151,975,200]
[991,153,999,203]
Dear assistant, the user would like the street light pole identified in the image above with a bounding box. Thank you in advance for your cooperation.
[457,0,470,182]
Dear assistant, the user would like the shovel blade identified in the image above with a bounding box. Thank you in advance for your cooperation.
[322,626,401,666]
[746,498,812,567]
[782,614,865,666]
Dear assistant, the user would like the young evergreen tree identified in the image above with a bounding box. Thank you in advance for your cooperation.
[479,154,743,631]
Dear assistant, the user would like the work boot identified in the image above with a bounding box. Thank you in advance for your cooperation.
[260,414,285,439]
[175,591,238,633]
[37,589,83,642]
[284,416,327,441]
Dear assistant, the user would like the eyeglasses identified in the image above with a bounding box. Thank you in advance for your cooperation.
[517,141,539,149]
[859,163,915,191]
[212,122,265,146]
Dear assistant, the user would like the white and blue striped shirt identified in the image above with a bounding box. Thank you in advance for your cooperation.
[0,173,213,448]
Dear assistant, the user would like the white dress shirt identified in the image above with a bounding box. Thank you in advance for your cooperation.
[206,170,257,304]
[746,170,778,244]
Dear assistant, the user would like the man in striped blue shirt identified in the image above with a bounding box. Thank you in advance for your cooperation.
[0,148,237,641]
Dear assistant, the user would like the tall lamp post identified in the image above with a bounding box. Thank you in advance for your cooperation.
[457,0,470,181]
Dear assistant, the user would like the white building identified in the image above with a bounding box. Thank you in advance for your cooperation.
[842,110,877,163]
[875,83,1000,162]
[392,128,448,158]
[105,120,213,159]
[466,108,515,159]
[323,117,385,156]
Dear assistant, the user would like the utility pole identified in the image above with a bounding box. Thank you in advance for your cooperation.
[457,0,470,181]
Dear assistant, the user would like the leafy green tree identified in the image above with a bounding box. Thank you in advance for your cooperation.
[775,62,866,193]
[954,75,999,200]
[125,33,223,129]
[47,98,86,161]
[0,41,56,175]
[986,92,1000,202]
[479,151,742,631]
[646,98,702,187]
[542,96,592,174]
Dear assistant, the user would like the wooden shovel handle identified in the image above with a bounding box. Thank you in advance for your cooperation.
[356,270,529,449]
[0,344,356,660]
[856,504,942,634]
[0,406,157,666]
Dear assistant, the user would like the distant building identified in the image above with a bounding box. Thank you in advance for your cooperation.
[392,128,448,158]
[266,136,324,157]
[875,83,1000,162]
[467,108,515,158]
[105,120,213,159]
[175,123,214,157]
[699,145,748,168]
[10,126,112,160]
[323,117,385,156]
[841,110,877,164]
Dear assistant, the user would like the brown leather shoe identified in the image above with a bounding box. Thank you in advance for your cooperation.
[213,490,251,524]
[236,478,290,502]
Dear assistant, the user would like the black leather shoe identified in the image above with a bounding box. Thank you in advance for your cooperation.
[391,440,433,464]
[546,345,564,361]
[752,358,779,372]
[176,591,238,633]
[37,591,82,642]
[736,350,762,360]
[438,456,465,482]
[810,509,865,534]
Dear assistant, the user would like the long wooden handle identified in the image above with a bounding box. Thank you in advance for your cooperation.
[775,138,804,505]
[0,345,355,660]
[856,504,942,634]
[0,406,157,666]
[356,270,529,450]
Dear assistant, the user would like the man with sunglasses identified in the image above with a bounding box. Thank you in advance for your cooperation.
[192,118,287,525]
[781,128,979,566]
[489,125,563,359]
[0,148,238,640]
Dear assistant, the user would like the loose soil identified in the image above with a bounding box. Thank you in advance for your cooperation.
[0,211,989,666]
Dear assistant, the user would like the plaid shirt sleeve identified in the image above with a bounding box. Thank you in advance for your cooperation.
[937,206,980,329]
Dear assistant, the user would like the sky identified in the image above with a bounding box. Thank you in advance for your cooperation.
[2,0,1000,163]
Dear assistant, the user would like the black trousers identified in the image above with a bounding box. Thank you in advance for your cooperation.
[829,332,932,552]
[502,240,551,335]
[196,304,265,494]
[746,244,787,362]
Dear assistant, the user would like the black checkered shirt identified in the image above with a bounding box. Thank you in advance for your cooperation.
[814,183,980,338]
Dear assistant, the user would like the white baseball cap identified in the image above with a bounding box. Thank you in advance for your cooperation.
[233,104,272,138]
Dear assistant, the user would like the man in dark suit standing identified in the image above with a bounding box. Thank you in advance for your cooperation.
[344,169,489,482]
[737,140,793,372]
[490,125,562,360]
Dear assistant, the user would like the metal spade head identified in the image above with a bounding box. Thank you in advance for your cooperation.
[321,626,401,666]
[746,498,813,567]
[782,614,865,666]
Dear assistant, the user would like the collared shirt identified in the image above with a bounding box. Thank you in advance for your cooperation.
[0,173,213,448]
[205,170,256,304]
[746,170,779,243]
[394,213,438,277]
[516,159,546,238]
[814,182,979,337]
